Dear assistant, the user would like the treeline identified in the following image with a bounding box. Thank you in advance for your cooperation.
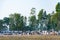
[0,2,60,31]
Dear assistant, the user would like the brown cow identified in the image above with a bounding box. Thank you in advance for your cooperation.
[50,32,57,35]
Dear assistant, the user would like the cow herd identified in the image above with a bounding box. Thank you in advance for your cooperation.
[0,31,60,35]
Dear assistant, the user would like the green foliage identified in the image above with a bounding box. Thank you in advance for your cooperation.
[29,8,37,31]
[0,2,60,31]
[0,20,7,31]
[29,15,36,30]
[30,8,36,15]
[38,9,43,21]
[56,2,60,12]
[47,14,51,30]
[3,17,9,25]
[9,13,26,31]
[54,2,60,30]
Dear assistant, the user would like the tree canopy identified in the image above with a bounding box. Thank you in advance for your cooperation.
[0,2,60,31]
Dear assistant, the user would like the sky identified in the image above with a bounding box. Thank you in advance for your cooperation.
[0,0,60,19]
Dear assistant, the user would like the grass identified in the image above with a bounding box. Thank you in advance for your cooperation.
[0,35,60,40]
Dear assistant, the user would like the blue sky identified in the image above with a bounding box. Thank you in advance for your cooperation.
[0,0,60,19]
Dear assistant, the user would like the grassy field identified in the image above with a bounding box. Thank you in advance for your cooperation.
[0,35,60,40]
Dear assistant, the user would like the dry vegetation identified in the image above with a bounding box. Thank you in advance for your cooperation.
[0,35,60,40]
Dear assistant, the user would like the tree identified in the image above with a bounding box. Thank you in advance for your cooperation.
[38,9,47,31]
[29,15,36,30]
[9,13,25,31]
[23,16,27,27]
[29,8,37,31]
[3,17,9,25]
[38,9,43,21]
[51,13,58,30]
[30,8,36,15]
[47,14,52,30]
[3,17,10,31]
[9,14,15,30]
[56,2,60,12]
[0,20,7,31]
[55,2,60,21]
[55,2,60,30]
